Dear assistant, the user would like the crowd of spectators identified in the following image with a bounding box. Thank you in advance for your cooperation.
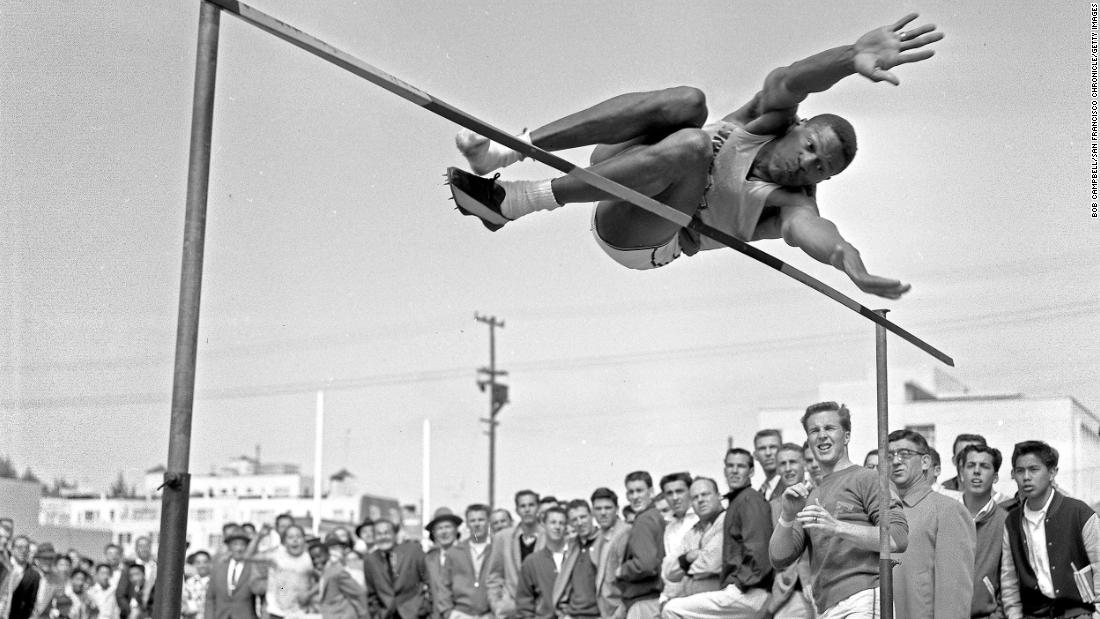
[2,401,1098,619]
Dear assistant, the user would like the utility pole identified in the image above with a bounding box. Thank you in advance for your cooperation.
[475,313,508,507]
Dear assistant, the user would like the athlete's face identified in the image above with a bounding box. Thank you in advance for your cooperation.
[763,122,846,186]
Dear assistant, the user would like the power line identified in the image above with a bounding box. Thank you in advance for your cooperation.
[4,299,1098,410]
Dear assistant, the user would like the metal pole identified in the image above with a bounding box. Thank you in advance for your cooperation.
[487,322,496,507]
[313,390,324,536]
[422,418,431,539]
[153,4,219,619]
[875,309,893,619]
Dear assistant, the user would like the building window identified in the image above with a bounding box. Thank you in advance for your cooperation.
[118,533,132,546]
[905,424,936,447]
[84,511,98,523]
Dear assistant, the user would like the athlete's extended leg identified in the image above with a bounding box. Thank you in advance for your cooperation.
[457,86,708,174]
[449,127,712,238]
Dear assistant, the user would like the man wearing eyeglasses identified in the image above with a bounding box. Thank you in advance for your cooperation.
[887,429,976,619]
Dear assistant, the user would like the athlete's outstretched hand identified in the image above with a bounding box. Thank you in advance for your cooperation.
[853,13,944,86]
[833,245,911,299]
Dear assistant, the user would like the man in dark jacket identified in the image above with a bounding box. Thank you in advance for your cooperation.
[8,536,40,619]
[615,471,665,619]
[1001,441,1099,619]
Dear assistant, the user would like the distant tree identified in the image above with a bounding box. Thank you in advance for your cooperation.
[0,456,17,479]
[21,468,40,483]
[108,471,130,498]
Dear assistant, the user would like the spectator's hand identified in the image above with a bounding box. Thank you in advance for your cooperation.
[779,482,811,521]
[684,550,700,563]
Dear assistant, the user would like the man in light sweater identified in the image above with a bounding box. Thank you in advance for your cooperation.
[770,402,908,619]
[887,429,975,618]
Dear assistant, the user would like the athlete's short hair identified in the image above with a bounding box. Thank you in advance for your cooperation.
[807,113,857,172]
[801,401,851,432]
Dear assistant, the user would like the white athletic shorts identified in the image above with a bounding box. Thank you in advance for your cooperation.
[591,208,682,270]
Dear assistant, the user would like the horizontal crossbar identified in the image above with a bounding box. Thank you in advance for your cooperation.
[203,0,953,367]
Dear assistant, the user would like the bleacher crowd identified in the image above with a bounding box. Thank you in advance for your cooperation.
[1,402,1098,619]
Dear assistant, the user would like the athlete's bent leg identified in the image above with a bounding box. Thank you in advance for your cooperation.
[449,128,711,235]
[457,86,708,174]
[584,129,712,248]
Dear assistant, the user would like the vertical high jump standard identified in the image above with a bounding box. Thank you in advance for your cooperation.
[153,3,955,619]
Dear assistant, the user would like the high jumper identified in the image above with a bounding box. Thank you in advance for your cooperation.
[448,14,943,301]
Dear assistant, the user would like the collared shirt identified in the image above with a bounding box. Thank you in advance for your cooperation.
[469,540,490,577]
[678,512,726,578]
[759,476,779,502]
[661,511,698,600]
[550,550,565,572]
[183,574,210,619]
[1021,489,1056,598]
[227,559,243,594]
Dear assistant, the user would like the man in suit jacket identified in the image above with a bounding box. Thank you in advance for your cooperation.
[205,527,259,619]
[438,505,494,619]
[362,520,429,619]
[590,488,631,619]
[8,536,40,619]
[308,541,366,619]
[753,430,787,503]
[486,491,544,619]
[424,508,463,619]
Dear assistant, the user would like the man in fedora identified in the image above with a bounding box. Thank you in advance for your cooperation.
[205,526,260,619]
[31,542,64,619]
[425,508,463,619]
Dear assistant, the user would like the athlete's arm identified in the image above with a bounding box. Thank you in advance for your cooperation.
[725,14,942,135]
[776,197,910,299]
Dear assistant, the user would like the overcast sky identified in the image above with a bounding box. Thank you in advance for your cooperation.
[2,1,1096,511]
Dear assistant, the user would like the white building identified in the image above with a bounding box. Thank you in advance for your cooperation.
[754,367,1100,504]
[39,492,400,554]
[143,456,308,499]
[43,459,402,555]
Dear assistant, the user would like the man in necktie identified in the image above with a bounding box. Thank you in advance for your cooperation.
[205,526,258,619]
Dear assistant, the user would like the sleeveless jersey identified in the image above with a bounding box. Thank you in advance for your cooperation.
[678,121,781,255]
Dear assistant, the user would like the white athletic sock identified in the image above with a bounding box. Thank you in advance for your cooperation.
[457,129,532,175]
[499,179,559,220]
